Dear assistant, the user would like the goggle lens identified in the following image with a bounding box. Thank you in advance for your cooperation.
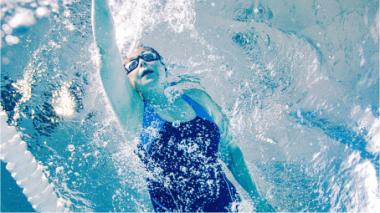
[141,52,159,62]
[125,60,139,73]
[124,51,161,74]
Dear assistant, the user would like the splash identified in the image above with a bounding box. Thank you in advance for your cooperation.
[52,82,76,118]
[1,0,378,211]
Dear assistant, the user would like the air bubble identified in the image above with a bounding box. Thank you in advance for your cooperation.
[67,144,75,152]
[35,7,50,18]
[172,120,181,128]
[5,35,20,45]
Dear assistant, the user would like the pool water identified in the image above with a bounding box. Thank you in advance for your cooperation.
[1,0,379,211]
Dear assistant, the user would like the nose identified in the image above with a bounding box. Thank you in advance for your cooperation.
[138,58,147,68]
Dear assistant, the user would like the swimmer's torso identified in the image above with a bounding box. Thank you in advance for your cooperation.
[137,94,239,212]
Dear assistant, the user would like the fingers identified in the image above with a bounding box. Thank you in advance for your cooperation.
[178,74,201,83]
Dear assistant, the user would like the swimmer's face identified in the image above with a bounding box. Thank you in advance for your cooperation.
[124,47,167,95]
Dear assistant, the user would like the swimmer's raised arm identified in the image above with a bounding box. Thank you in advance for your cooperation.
[91,0,143,137]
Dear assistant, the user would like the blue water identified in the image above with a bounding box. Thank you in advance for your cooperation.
[1,0,379,212]
[1,162,34,212]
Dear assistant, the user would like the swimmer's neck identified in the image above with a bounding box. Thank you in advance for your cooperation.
[143,90,178,109]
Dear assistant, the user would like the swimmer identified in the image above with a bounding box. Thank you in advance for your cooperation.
[92,0,275,211]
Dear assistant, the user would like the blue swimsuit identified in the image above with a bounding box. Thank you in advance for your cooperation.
[137,94,240,212]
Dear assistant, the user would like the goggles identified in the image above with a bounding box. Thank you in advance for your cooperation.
[124,50,161,74]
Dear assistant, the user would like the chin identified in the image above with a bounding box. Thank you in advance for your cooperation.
[139,77,160,90]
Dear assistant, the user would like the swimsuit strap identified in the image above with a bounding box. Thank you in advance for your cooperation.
[182,94,214,122]
[142,93,214,127]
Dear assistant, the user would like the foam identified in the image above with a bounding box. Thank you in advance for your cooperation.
[8,8,36,28]
[5,34,20,45]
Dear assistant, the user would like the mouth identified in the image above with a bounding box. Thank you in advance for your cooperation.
[141,69,154,77]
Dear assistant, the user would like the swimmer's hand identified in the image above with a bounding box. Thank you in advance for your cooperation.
[173,74,205,90]
[176,74,201,85]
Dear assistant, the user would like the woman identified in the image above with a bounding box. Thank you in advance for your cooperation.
[92,0,274,211]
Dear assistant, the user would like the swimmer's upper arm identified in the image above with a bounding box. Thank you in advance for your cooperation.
[92,0,143,138]
[98,47,143,137]
[184,89,223,126]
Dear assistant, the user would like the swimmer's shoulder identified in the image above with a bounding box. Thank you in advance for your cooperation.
[184,88,209,105]
[184,88,219,119]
